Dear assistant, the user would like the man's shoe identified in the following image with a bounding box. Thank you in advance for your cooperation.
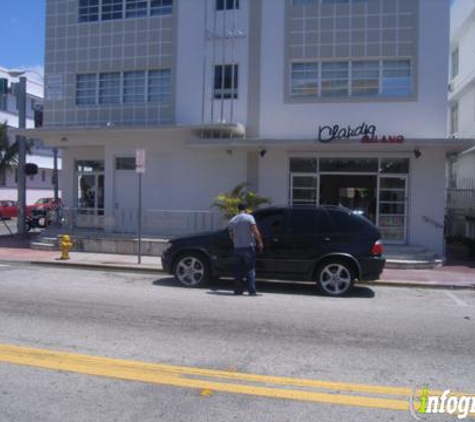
[234,291,243,295]
[248,292,258,296]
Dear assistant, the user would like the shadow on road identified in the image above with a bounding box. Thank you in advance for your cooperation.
[152,277,375,299]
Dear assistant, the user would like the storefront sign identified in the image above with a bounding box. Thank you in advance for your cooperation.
[317,122,405,144]
[318,123,376,143]
[361,135,405,144]
[136,149,146,173]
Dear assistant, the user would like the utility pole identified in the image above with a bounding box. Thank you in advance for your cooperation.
[16,76,27,235]
[53,147,59,226]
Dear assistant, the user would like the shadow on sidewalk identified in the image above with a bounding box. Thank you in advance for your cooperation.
[444,242,475,269]
[0,233,40,249]
[152,277,375,299]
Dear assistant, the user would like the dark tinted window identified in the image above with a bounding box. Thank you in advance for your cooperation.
[288,209,334,234]
[328,209,366,233]
[217,0,239,10]
[254,210,286,237]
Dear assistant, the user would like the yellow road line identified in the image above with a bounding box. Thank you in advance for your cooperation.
[0,343,470,413]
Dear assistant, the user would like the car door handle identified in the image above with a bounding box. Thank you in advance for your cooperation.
[271,238,280,243]
[324,237,331,242]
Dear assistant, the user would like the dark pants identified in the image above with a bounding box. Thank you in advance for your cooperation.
[233,247,257,294]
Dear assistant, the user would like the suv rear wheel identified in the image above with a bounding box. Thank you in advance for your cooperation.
[174,253,210,287]
[316,260,354,297]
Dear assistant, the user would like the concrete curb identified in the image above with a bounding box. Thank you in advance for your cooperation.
[359,280,475,291]
[30,260,162,274]
[2,258,474,291]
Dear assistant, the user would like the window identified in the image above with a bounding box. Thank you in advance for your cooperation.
[214,64,238,99]
[0,172,5,186]
[148,69,171,103]
[291,63,318,96]
[291,60,412,99]
[115,157,136,170]
[76,74,97,105]
[102,0,123,20]
[125,0,147,17]
[216,0,239,10]
[328,210,366,233]
[255,210,286,237]
[288,210,334,234]
[290,158,318,173]
[321,62,349,97]
[380,159,409,174]
[450,103,459,135]
[320,158,379,173]
[79,0,99,22]
[451,48,459,80]
[352,61,379,97]
[41,170,46,182]
[123,71,146,103]
[151,0,173,16]
[99,73,121,104]
[382,60,411,97]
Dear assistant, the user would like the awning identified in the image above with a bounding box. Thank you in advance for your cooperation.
[12,123,246,147]
[185,136,475,154]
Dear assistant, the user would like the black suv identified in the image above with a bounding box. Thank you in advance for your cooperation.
[162,206,385,296]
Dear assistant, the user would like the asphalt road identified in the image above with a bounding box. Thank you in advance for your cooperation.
[0,263,474,421]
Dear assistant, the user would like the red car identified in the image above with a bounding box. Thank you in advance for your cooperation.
[0,200,18,220]
[29,197,62,212]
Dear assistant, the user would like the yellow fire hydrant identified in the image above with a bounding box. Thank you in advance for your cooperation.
[59,235,73,260]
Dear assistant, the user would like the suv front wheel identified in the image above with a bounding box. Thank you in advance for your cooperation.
[174,253,210,288]
[316,260,354,297]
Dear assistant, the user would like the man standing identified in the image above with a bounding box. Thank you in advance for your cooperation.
[228,203,264,296]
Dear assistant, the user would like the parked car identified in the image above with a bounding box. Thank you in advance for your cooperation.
[162,206,385,297]
[28,197,62,213]
[0,200,18,220]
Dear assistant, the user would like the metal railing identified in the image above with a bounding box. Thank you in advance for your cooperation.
[59,208,225,237]
[446,188,475,210]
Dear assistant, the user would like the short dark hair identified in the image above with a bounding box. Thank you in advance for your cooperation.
[237,203,246,211]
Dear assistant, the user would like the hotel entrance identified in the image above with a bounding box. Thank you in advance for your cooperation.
[289,157,409,243]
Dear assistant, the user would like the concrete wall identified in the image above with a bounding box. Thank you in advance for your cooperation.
[259,0,449,139]
[408,147,447,255]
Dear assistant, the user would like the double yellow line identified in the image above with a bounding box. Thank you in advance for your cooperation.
[0,343,457,413]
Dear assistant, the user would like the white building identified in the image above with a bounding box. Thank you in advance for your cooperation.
[27,0,472,256]
[0,66,62,204]
[449,0,475,189]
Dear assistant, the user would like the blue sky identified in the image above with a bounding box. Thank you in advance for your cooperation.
[0,0,45,74]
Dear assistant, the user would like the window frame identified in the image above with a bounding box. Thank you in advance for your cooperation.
[214,64,239,100]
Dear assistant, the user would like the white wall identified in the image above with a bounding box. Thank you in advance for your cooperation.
[408,147,447,255]
[175,0,250,126]
[259,0,449,140]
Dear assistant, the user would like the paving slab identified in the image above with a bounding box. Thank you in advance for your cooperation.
[1,235,474,289]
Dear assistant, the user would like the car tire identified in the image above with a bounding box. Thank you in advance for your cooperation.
[316,259,355,297]
[173,252,210,288]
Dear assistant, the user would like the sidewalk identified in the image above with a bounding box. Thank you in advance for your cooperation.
[1,235,474,290]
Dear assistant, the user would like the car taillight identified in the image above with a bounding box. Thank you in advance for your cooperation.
[371,241,383,256]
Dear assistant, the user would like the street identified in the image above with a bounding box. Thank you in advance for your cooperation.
[0,263,474,421]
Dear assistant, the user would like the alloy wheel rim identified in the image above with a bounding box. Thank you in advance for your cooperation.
[176,257,204,286]
[320,264,351,295]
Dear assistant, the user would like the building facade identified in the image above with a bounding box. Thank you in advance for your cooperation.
[32,0,472,256]
[449,0,475,189]
[0,66,62,204]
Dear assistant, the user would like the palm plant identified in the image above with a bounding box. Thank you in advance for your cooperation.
[212,182,272,219]
[0,122,31,180]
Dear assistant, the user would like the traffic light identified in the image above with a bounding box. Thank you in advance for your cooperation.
[34,104,43,128]
[0,78,8,95]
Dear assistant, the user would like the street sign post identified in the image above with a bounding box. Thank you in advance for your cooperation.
[136,149,145,264]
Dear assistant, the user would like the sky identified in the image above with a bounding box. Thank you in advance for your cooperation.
[0,0,45,79]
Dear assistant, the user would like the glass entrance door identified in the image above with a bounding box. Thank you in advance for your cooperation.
[378,175,408,243]
[76,160,105,215]
[290,173,318,206]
